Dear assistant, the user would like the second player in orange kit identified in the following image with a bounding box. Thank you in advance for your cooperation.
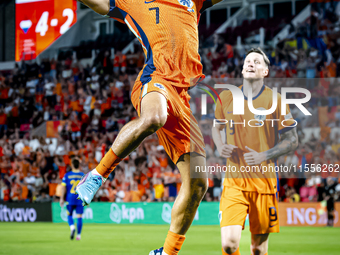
[212,48,299,255]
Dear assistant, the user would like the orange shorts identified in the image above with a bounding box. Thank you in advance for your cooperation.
[131,77,206,163]
[219,187,279,234]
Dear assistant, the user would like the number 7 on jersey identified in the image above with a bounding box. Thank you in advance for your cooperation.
[149,7,159,24]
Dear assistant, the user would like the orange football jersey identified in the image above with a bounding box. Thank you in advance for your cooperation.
[107,0,208,87]
[215,85,296,194]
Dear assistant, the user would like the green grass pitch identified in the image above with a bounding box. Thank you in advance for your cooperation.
[0,223,339,254]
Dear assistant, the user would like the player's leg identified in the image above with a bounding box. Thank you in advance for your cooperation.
[76,91,167,205]
[76,214,83,240]
[75,205,84,240]
[221,226,242,255]
[250,234,269,255]
[161,153,208,255]
[66,205,76,240]
[149,86,208,255]
[170,153,207,234]
[108,91,167,157]
[248,193,279,255]
[219,188,248,255]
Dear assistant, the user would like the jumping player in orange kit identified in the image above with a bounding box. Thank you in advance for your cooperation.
[74,0,224,254]
[212,48,299,255]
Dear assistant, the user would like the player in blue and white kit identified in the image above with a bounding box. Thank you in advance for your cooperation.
[60,157,85,240]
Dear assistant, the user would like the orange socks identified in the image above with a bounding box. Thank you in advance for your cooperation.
[222,247,241,255]
[163,231,186,255]
[95,148,122,178]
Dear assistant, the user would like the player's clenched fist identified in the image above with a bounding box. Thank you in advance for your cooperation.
[218,144,238,159]
[243,146,266,165]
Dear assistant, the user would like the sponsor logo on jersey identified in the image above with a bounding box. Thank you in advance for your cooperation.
[154,83,165,90]
[177,0,194,12]
[254,107,267,125]
[178,0,193,8]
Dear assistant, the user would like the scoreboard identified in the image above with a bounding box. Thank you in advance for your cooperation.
[15,0,77,61]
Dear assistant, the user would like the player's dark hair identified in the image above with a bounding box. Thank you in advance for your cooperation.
[72,158,80,169]
[246,47,270,67]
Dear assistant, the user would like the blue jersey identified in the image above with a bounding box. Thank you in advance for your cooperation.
[61,170,84,205]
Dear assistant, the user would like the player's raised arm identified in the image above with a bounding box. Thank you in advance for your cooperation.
[78,0,110,15]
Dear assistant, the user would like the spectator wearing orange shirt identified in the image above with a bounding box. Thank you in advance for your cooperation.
[31,162,40,177]
[106,182,117,202]
[11,103,19,125]
[0,155,11,175]
[130,180,142,202]
[110,81,120,99]
[87,152,98,171]
[21,157,31,178]
[54,155,67,179]
[55,81,62,96]
[69,112,81,141]
[0,84,10,106]
[11,157,24,182]
[140,160,151,191]
[113,51,127,75]
[101,97,113,117]
[158,146,168,168]
[111,166,126,190]
[69,100,80,113]
[11,178,22,201]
